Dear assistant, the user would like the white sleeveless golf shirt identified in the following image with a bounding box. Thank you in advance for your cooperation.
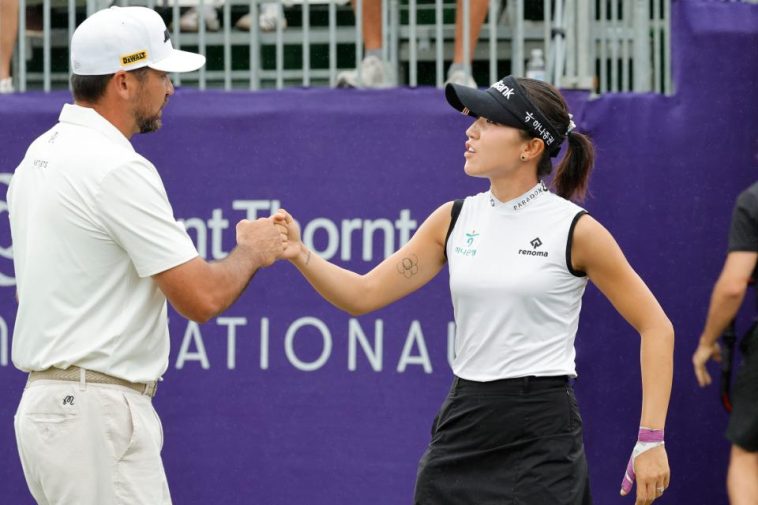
[446,181,588,381]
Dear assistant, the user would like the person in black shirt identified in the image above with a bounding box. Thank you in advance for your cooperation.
[693,181,758,504]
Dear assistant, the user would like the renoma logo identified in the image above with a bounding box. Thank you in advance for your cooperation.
[519,237,548,258]
[0,172,14,287]
[455,230,479,257]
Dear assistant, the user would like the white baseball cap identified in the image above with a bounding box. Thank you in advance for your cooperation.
[71,6,205,76]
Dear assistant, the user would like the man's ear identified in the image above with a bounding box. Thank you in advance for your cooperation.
[110,71,134,100]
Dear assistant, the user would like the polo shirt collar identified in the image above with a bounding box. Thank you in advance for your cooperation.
[59,103,135,152]
[488,180,549,214]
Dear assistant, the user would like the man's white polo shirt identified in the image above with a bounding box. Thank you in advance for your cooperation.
[7,104,198,383]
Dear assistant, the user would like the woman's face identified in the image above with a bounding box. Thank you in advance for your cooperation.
[463,116,526,178]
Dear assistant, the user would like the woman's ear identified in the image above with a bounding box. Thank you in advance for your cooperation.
[522,136,545,161]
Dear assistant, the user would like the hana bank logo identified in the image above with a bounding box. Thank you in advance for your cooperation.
[0,173,14,287]
[454,229,480,257]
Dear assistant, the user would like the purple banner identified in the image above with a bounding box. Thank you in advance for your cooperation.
[0,1,756,503]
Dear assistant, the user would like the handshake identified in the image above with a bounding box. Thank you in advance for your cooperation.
[234,208,303,268]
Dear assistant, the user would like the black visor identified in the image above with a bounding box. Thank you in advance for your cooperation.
[445,75,565,157]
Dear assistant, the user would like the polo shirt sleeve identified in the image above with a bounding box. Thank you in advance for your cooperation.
[95,159,199,278]
[728,188,758,253]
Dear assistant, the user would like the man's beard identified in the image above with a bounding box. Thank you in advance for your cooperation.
[135,110,162,134]
[133,96,166,134]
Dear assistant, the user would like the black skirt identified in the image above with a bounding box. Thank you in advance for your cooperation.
[414,376,592,505]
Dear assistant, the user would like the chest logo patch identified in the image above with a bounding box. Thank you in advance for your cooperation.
[454,229,479,257]
[519,237,548,257]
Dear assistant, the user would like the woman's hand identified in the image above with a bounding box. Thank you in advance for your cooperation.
[273,209,306,262]
[621,445,670,505]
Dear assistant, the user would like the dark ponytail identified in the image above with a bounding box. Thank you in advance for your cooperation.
[554,130,594,201]
[517,78,595,202]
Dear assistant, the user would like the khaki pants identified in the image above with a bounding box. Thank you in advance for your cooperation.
[14,380,171,505]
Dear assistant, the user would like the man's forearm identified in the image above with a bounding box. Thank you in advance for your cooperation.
[203,244,266,318]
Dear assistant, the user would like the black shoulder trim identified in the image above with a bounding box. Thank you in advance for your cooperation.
[566,210,588,277]
[444,199,465,260]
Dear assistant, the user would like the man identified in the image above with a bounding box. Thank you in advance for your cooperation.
[693,181,758,505]
[8,6,285,504]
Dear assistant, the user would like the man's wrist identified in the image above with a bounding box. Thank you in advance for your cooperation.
[698,333,718,347]
[233,242,266,271]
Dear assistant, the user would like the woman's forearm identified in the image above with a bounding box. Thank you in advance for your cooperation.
[290,243,372,316]
[639,321,675,429]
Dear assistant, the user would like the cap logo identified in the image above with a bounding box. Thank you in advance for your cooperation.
[121,50,148,66]
[492,80,515,100]
[524,110,555,146]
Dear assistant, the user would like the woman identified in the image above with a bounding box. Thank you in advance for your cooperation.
[275,76,673,505]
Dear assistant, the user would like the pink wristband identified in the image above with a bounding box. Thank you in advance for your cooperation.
[637,427,665,443]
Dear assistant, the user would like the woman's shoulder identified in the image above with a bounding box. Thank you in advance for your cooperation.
[541,191,587,220]
[459,191,490,208]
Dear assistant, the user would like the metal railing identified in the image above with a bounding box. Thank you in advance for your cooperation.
[4,0,672,93]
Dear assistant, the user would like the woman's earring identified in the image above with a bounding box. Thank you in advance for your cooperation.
[520,154,527,161]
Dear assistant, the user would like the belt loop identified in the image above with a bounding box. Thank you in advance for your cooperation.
[79,367,86,391]
[523,375,531,394]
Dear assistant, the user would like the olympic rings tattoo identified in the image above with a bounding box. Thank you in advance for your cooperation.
[396,254,419,279]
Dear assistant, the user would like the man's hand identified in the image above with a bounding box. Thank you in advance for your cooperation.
[236,217,285,268]
[621,445,670,505]
[692,341,722,387]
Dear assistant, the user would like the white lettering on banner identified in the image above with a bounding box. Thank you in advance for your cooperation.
[0,172,15,287]
[303,218,340,259]
[348,319,383,371]
[182,218,207,258]
[0,315,8,366]
[176,322,210,369]
[0,194,420,290]
[362,219,394,261]
[208,209,229,259]
[232,199,281,220]
[396,210,418,246]
[260,317,270,370]
[397,320,432,373]
[169,316,454,374]
[285,317,333,371]
[340,219,362,261]
[218,317,247,370]
[178,199,418,263]
[447,321,456,367]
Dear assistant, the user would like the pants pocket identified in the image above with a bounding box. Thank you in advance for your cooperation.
[566,387,583,433]
[149,404,164,450]
[104,392,137,461]
[18,386,81,444]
